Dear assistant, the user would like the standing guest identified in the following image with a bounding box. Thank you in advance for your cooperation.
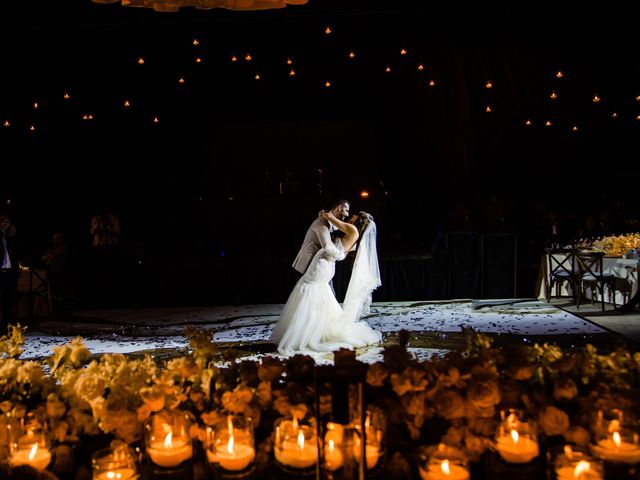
[0,208,17,335]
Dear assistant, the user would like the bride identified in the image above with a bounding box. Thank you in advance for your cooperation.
[270,210,382,356]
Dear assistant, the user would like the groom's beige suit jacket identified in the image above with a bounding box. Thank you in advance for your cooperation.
[292,217,336,274]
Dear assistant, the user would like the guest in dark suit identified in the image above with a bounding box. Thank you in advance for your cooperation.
[0,208,18,335]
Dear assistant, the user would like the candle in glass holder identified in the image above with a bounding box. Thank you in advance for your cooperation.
[352,437,380,469]
[419,445,469,480]
[555,459,603,480]
[92,444,138,480]
[592,430,640,464]
[496,429,539,463]
[325,439,344,471]
[147,431,193,468]
[145,411,193,468]
[10,442,52,471]
[274,417,318,469]
[206,415,255,472]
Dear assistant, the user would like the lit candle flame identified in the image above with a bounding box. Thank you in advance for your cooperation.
[613,431,621,447]
[28,443,38,461]
[164,432,173,449]
[441,459,450,475]
[227,415,233,435]
[511,430,519,444]
[297,430,304,451]
[227,434,235,454]
[574,460,590,478]
[564,445,573,460]
[329,439,335,452]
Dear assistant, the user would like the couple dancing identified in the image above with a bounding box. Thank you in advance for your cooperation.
[270,199,382,356]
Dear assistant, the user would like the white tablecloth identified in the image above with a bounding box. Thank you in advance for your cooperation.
[536,255,638,305]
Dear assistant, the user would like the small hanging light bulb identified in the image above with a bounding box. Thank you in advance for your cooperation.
[63,92,70,100]
[486,81,493,89]
[138,57,145,65]
[400,48,407,55]
[525,119,532,126]
[192,38,199,46]
[231,55,238,62]
[592,94,601,103]
[325,26,332,34]
[417,63,424,71]
[556,70,563,78]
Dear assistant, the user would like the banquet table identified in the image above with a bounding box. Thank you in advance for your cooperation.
[536,253,638,306]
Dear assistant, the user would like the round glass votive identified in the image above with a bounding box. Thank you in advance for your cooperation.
[351,407,386,470]
[495,420,539,464]
[591,422,640,465]
[9,415,52,471]
[206,414,255,475]
[418,444,470,480]
[553,445,603,480]
[92,444,138,480]
[144,410,193,469]
[274,416,318,473]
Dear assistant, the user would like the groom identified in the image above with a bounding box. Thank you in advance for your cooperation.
[292,199,350,277]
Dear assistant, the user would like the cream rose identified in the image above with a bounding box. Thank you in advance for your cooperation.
[467,378,500,410]
[538,406,570,436]
[74,373,106,403]
[434,389,465,420]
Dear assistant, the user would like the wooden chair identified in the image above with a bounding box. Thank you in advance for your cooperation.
[575,251,616,311]
[544,248,579,303]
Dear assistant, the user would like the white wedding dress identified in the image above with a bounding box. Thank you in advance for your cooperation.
[271,221,382,357]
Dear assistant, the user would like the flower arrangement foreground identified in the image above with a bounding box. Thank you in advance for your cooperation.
[0,325,639,479]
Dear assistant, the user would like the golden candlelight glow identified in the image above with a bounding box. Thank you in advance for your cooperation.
[124,100,130,107]
[550,91,557,99]
[82,114,88,120]
[485,105,492,112]
[360,191,369,198]
[486,81,493,89]
[227,435,235,454]
[297,430,304,450]
[556,71,563,78]
[574,461,590,477]
[564,445,573,459]
[613,431,621,447]
[164,432,173,448]
[153,116,159,123]
[195,57,202,63]
[192,39,199,46]
[417,63,424,70]
[29,125,35,131]
[3,120,9,127]
[385,66,391,73]
[255,74,261,80]
[329,440,335,452]
[325,81,331,87]
[292,416,298,431]
[227,416,233,435]
[289,69,295,77]
[612,112,618,118]
[28,443,38,461]
[400,48,407,55]
[636,114,640,120]
[592,94,601,103]
[245,53,252,61]
[441,459,450,475]
[348,51,356,59]
[429,80,435,87]
[63,92,70,100]
[33,102,39,109]
[635,95,640,101]
[286,58,293,65]
[511,430,519,444]
[525,119,532,126]
[138,57,144,65]
[545,120,552,126]
[325,26,332,34]
[231,55,238,62]
[572,126,578,132]
[178,77,185,84]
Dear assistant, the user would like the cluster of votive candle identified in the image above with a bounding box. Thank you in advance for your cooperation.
[323,415,382,472]
[206,414,256,471]
[418,444,469,480]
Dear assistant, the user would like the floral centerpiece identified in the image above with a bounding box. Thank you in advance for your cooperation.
[0,325,638,479]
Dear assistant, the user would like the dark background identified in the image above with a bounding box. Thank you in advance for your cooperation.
[1,1,639,308]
